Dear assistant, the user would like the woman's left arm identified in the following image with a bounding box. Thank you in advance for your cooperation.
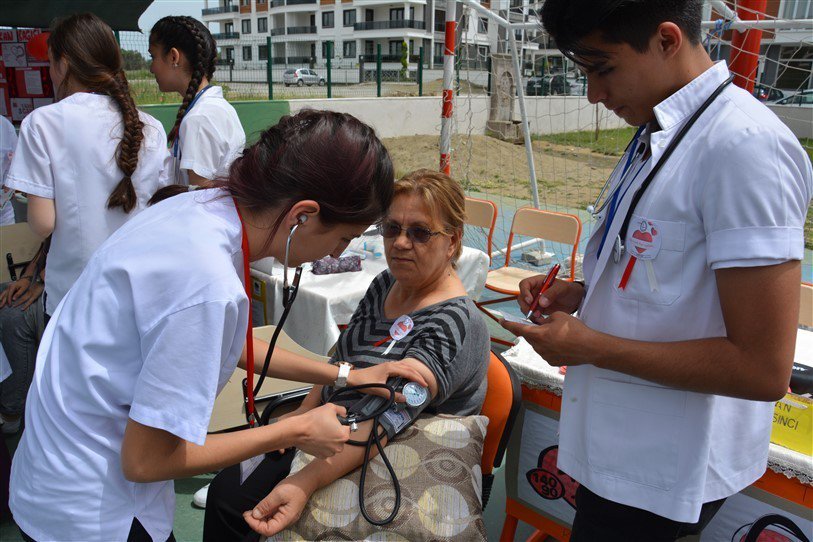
[244,358,438,536]
[26,194,55,237]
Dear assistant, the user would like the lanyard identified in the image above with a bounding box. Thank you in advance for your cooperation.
[233,198,257,425]
[596,75,734,265]
[172,84,213,159]
[596,127,648,259]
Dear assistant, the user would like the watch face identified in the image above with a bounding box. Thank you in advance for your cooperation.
[403,382,428,407]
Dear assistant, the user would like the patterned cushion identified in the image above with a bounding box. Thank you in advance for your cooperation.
[266,414,488,541]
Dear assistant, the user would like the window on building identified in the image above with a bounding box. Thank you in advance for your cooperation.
[776,45,812,89]
[389,40,403,56]
[390,8,404,21]
[240,0,250,5]
[225,22,234,33]
[225,47,234,61]
[259,44,268,60]
[434,42,443,58]
[343,9,356,26]
[365,9,374,22]
[258,17,268,32]
[343,40,356,58]
[782,0,812,19]
[478,17,488,33]
[243,45,252,60]
[365,40,374,56]
[322,11,335,28]
[242,19,251,34]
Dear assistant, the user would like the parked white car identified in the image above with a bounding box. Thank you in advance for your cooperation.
[283,68,325,87]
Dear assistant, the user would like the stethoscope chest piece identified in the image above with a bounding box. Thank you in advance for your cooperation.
[612,235,624,264]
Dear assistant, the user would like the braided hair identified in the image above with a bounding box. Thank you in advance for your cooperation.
[149,16,217,144]
[48,13,143,213]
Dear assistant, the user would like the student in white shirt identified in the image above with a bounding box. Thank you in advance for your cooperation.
[500,1,812,541]
[10,109,425,542]
[0,115,17,225]
[4,14,172,317]
[148,16,245,187]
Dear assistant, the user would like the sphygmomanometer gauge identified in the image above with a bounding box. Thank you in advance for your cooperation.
[403,381,429,407]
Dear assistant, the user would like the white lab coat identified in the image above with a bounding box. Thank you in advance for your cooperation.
[10,190,249,541]
[5,92,172,313]
[558,61,813,522]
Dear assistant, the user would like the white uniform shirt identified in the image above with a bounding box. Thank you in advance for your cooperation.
[4,92,172,314]
[558,61,813,522]
[10,190,249,542]
[0,115,17,225]
[174,85,245,185]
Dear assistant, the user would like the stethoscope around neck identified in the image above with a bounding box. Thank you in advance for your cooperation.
[590,75,734,264]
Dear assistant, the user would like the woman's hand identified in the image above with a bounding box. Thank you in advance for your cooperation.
[518,278,585,322]
[291,403,350,459]
[0,277,43,311]
[346,361,428,403]
[244,475,316,536]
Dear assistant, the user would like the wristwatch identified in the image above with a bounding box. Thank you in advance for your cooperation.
[334,361,353,388]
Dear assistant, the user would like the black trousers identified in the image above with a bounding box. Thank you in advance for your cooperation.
[21,518,176,542]
[203,450,295,542]
[570,485,726,542]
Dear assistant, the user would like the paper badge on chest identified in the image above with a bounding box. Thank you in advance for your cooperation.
[626,219,662,261]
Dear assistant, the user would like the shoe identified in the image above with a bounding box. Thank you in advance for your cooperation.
[0,414,21,435]
[192,483,210,509]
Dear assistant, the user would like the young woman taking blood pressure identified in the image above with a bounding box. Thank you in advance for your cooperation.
[9,110,424,542]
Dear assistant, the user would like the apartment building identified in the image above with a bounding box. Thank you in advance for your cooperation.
[201,0,540,71]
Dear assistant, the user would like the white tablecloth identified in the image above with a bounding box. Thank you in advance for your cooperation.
[250,241,489,355]
[501,328,813,484]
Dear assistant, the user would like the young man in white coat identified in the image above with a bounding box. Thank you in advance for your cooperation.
[500,1,812,540]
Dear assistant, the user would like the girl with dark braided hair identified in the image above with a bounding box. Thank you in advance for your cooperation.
[149,16,245,187]
[4,13,171,317]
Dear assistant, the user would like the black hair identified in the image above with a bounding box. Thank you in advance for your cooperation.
[541,0,704,68]
[149,16,217,144]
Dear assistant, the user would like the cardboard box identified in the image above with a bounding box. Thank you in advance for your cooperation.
[770,393,812,455]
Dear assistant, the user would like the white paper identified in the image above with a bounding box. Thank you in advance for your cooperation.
[501,312,533,325]
[23,69,43,95]
[239,453,266,485]
[2,43,27,68]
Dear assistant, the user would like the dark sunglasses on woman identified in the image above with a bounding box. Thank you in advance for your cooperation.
[378,221,445,244]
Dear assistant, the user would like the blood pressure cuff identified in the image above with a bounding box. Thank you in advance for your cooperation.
[321,377,430,440]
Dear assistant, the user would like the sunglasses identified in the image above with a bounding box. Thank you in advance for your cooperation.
[378,220,445,244]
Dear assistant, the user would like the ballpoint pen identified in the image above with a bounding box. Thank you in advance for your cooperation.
[525,263,561,319]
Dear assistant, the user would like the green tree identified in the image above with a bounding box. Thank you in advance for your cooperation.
[121,49,148,71]
[400,39,409,80]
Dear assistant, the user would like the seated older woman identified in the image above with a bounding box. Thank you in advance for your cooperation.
[203,169,490,540]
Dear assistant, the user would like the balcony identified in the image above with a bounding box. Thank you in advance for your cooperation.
[353,19,426,31]
[270,0,285,6]
[270,27,285,36]
[215,58,234,66]
[202,5,238,16]
[212,32,240,40]
[287,25,317,34]
[271,56,286,64]
[287,56,312,64]
[287,0,317,4]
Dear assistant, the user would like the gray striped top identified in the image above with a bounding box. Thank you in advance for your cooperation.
[326,270,490,417]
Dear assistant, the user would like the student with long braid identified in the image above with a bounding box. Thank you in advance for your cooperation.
[149,16,245,187]
[4,13,170,317]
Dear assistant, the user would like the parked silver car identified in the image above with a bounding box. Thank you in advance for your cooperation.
[283,68,325,87]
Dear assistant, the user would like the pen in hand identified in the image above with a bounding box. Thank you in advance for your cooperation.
[525,264,561,319]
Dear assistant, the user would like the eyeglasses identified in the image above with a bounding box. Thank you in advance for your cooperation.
[378,220,445,244]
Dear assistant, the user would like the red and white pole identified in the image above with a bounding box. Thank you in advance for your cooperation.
[728,0,768,93]
[439,0,456,175]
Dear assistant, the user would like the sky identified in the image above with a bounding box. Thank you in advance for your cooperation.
[138,0,206,33]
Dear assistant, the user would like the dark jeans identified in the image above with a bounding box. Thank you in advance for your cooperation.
[21,518,176,542]
[570,485,726,542]
[203,450,295,542]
